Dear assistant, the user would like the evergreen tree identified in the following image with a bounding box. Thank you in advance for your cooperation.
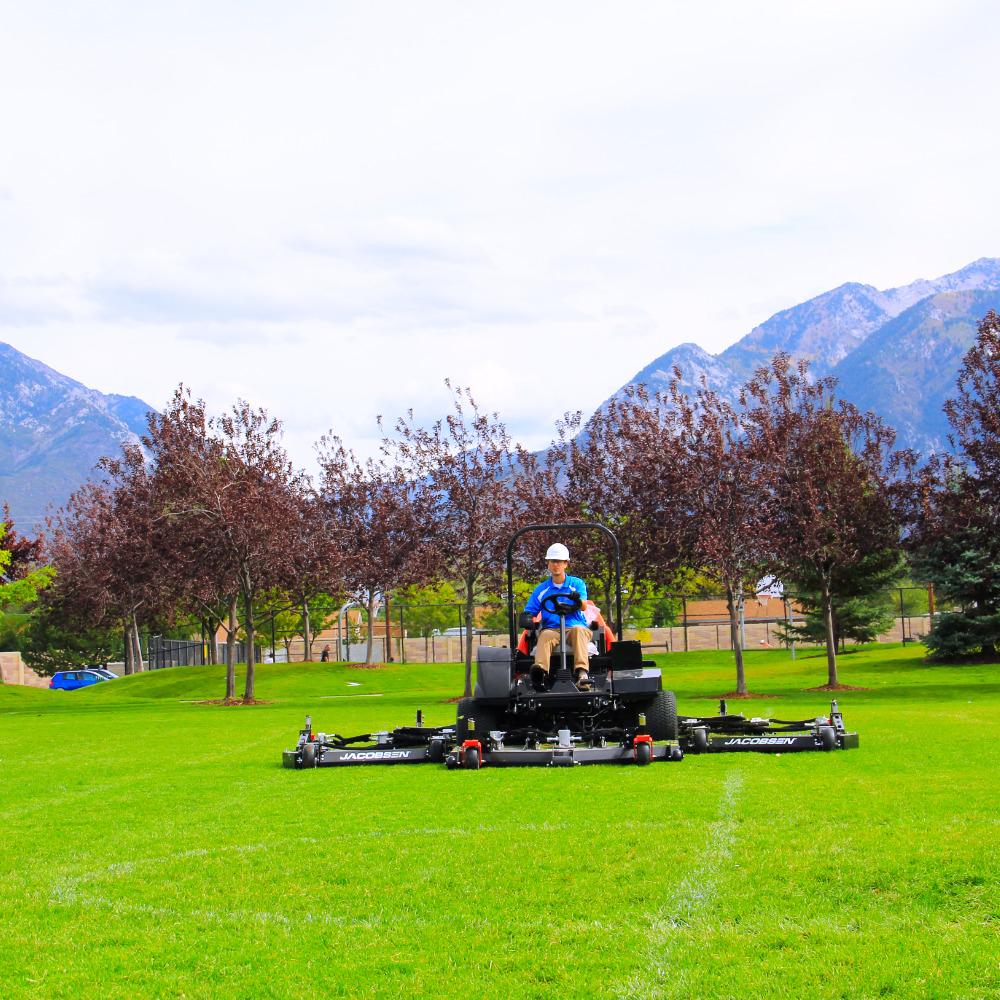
[778,546,904,649]
[910,311,1000,659]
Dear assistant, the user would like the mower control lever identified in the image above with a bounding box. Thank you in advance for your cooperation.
[518,611,538,630]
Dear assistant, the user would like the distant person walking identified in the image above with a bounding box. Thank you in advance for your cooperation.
[320,644,331,662]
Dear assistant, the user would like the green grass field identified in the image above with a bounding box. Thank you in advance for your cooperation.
[1,645,997,1000]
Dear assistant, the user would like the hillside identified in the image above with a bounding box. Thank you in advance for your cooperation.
[599,257,1000,454]
[0,342,154,534]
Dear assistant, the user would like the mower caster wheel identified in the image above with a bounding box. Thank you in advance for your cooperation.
[445,752,460,770]
[819,726,837,751]
[300,743,317,768]
[428,740,444,764]
[692,728,709,754]
[635,741,652,766]
[464,747,480,770]
[667,745,684,762]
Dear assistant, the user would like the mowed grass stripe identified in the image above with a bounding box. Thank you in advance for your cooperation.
[0,645,997,999]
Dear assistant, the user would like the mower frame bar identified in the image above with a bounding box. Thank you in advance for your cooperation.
[505,522,623,650]
[454,744,683,767]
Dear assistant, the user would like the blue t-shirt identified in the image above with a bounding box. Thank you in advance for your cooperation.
[524,575,589,630]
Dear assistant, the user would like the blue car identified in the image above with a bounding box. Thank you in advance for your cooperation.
[49,668,117,691]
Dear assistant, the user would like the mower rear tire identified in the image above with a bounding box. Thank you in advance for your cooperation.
[644,690,678,741]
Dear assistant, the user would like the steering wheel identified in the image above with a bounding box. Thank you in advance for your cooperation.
[540,592,583,618]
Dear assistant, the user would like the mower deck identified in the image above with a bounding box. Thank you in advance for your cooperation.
[678,699,859,754]
[282,715,455,768]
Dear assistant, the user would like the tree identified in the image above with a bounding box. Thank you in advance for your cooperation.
[281,492,343,662]
[909,311,1000,658]
[46,446,167,674]
[0,512,54,645]
[754,356,911,687]
[778,546,904,649]
[547,387,689,624]
[149,388,302,700]
[317,439,437,664]
[395,580,463,638]
[669,377,779,695]
[387,383,547,697]
[479,578,534,634]
[20,596,120,675]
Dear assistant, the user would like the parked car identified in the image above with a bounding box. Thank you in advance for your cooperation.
[49,668,117,691]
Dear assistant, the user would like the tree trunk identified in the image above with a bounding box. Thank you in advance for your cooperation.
[364,592,377,664]
[243,591,256,702]
[726,584,747,695]
[302,597,312,662]
[821,578,839,686]
[226,594,238,701]
[123,625,133,675]
[463,575,475,698]
[206,618,217,665]
[131,613,145,673]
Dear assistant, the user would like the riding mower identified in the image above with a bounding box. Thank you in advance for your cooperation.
[444,522,683,768]
[283,522,858,770]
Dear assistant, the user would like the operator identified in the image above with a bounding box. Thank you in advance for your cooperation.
[523,543,593,690]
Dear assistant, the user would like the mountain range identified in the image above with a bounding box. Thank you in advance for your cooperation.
[2,256,999,536]
[0,344,152,535]
[604,257,1000,454]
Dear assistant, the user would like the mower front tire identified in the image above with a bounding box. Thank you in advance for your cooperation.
[644,690,679,741]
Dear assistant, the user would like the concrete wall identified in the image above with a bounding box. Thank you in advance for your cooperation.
[0,651,48,687]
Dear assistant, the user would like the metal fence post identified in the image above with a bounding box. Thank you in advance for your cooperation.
[399,606,406,663]
[384,593,392,662]
[682,597,689,653]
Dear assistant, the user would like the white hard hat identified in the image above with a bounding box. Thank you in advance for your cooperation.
[545,543,570,561]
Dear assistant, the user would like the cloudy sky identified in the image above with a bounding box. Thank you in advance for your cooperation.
[1,0,998,468]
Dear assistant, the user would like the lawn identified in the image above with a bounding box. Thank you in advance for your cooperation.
[0,645,997,999]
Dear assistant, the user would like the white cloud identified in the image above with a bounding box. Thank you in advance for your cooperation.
[1,0,998,471]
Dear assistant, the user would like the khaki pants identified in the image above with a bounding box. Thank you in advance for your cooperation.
[534,626,591,672]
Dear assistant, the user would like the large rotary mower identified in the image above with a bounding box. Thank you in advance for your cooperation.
[283,523,858,770]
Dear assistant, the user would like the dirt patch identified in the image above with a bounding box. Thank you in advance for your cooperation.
[195,698,273,706]
[804,683,870,692]
[717,692,779,700]
[345,662,390,670]
[441,696,464,704]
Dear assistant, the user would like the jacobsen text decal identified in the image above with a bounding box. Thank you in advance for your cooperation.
[722,737,798,746]
[341,750,414,760]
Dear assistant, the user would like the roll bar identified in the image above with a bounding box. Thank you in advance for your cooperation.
[505,522,623,652]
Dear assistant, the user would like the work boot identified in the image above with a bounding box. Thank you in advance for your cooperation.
[574,669,593,691]
[530,665,548,691]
